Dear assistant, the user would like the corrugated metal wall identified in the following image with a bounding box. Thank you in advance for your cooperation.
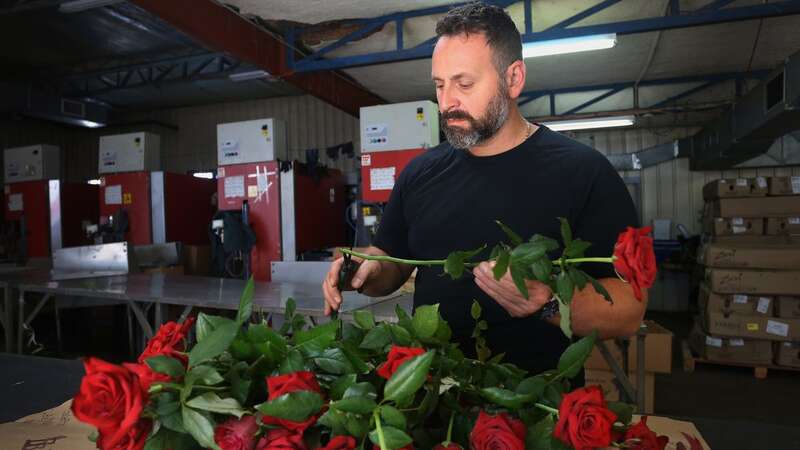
[570,128,800,236]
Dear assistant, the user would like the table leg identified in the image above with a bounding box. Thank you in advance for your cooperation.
[2,284,13,353]
[17,290,24,354]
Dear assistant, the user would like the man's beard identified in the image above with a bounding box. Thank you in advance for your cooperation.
[440,85,511,149]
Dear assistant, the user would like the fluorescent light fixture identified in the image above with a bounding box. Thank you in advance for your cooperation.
[229,70,271,82]
[78,119,105,128]
[542,115,635,132]
[192,172,215,179]
[87,179,102,185]
[59,0,124,13]
[522,33,617,58]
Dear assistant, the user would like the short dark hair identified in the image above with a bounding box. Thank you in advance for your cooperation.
[435,2,523,73]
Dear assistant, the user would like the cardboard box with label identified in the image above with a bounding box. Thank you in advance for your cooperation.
[699,284,773,316]
[768,176,800,196]
[765,217,800,235]
[703,217,764,236]
[776,296,800,319]
[705,268,800,295]
[700,243,800,270]
[702,177,768,200]
[584,320,673,373]
[689,321,773,364]
[775,341,800,368]
[584,369,655,414]
[704,310,800,341]
[709,196,800,218]
[710,234,798,245]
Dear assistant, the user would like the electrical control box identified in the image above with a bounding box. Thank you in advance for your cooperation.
[217,118,288,166]
[98,132,161,174]
[4,145,61,183]
[360,100,440,153]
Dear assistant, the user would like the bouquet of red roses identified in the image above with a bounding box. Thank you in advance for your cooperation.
[72,222,664,450]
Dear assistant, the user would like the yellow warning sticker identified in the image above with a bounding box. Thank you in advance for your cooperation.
[123,193,132,204]
[746,323,759,331]
[416,113,424,121]
[248,185,258,198]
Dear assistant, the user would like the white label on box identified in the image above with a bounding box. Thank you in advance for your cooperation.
[756,176,767,188]
[224,176,245,198]
[766,320,789,337]
[361,154,371,167]
[729,338,745,347]
[7,193,23,211]
[370,167,396,191]
[705,336,723,347]
[104,185,122,205]
[736,178,748,187]
[733,294,748,304]
[790,217,800,225]
[732,225,747,234]
[363,215,377,226]
[756,297,771,314]
[792,176,800,194]
[731,217,744,226]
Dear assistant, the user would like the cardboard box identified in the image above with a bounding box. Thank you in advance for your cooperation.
[584,369,655,414]
[768,176,800,196]
[584,320,673,374]
[774,341,800,368]
[705,268,800,295]
[689,321,773,364]
[183,245,211,276]
[710,234,798,245]
[703,217,764,236]
[776,296,800,318]
[702,177,768,200]
[765,217,800,235]
[703,310,800,341]
[700,243,800,270]
[709,196,800,218]
[698,284,773,316]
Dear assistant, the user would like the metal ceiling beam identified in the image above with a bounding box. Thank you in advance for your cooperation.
[128,0,385,116]
[288,0,800,73]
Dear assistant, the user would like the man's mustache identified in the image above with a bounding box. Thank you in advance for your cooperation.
[441,110,475,122]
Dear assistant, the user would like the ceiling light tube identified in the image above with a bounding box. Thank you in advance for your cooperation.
[522,33,617,58]
[542,115,635,131]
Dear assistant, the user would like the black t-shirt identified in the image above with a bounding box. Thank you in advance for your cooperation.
[373,125,639,375]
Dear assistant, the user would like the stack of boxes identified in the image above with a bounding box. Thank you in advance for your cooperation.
[693,176,800,369]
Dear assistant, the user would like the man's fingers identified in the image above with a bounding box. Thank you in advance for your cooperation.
[327,258,344,288]
[351,261,377,290]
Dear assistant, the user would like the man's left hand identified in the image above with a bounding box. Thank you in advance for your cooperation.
[473,261,553,318]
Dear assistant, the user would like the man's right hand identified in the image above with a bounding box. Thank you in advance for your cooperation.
[323,257,382,316]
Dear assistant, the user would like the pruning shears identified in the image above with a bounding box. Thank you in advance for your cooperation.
[334,248,360,320]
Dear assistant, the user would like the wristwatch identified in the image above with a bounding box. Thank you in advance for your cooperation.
[539,295,560,320]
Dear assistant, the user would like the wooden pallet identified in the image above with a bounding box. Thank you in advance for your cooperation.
[681,340,800,379]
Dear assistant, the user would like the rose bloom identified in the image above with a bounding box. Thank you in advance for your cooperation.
[318,435,357,450]
[554,386,617,450]
[256,428,307,450]
[261,371,322,433]
[469,411,526,450]
[613,226,656,301]
[376,345,426,379]
[215,415,259,450]
[138,317,195,365]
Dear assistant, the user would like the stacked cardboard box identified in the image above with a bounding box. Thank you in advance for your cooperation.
[584,320,673,414]
[699,177,800,367]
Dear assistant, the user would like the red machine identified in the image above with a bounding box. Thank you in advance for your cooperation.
[216,118,347,281]
[97,132,215,246]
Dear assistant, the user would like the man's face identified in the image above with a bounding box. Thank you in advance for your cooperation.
[432,32,511,149]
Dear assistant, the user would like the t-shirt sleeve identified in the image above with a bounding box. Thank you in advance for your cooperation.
[572,154,639,280]
[372,168,413,260]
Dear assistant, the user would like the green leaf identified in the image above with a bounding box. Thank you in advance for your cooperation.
[587,275,613,303]
[285,298,296,317]
[470,300,482,320]
[340,343,371,374]
[161,411,185,433]
[186,392,246,418]
[607,401,634,425]
[493,250,511,281]
[558,217,572,246]
[314,348,355,374]
[353,310,376,330]
[154,397,180,416]
[444,246,486,280]
[509,264,529,299]
[181,407,220,450]
[433,320,452,343]
[294,320,339,354]
[236,277,255,324]
[369,426,413,450]
[344,382,377,400]
[388,324,413,346]
[343,415,370,438]
[556,271,574,305]
[279,349,305,374]
[531,258,553,283]
[188,319,239,366]
[257,390,324,422]
[195,313,228,342]
[318,410,348,436]
[530,234,560,252]
[342,322,364,342]
[185,365,224,386]
[330,374,357,400]
[565,239,591,258]
[516,376,547,399]
[412,304,440,339]
[526,415,556,450]
[331,397,377,415]
[229,362,252,405]
[145,355,185,378]
[495,220,523,246]
[360,324,391,350]
[558,299,572,338]
[511,242,546,264]
[479,387,534,409]
[384,351,434,402]
[568,268,588,290]
[489,244,503,261]
[144,427,196,450]
[380,405,407,429]
[556,331,597,379]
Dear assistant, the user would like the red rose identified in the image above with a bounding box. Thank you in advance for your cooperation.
[256,428,308,450]
[123,362,170,393]
[469,411,526,450]
[554,386,617,450]
[433,443,462,450]
[319,435,357,450]
[372,445,414,450]
[613,226,656,301]
[623,417,668,450]
[215,415,259,450]
[376,345,426,379]
[96,419,151,450]
[262,371,322,433]
[138,317,195,365]
[72,358,146,449]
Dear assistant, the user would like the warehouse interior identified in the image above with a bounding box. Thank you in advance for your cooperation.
[1,1,800,449]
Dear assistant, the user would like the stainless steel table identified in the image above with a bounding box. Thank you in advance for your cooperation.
[0,267,51,353]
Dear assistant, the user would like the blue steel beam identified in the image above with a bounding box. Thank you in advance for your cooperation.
[698,0,739,13]
[546,0,624,30]
[562,86,626,115]
[289,0,800,72]
[649,81,717,109]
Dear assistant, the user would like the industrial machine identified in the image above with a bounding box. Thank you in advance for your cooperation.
[215,118,347,281]
[95,132,216,246]
[3,145,98,259]
[355,101,440,244]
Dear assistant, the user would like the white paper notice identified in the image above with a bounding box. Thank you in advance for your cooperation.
[7,193,23,211]
[756,177,767,188]
[224,176,245,198]
[705,336,723,348]
[729,338,745,347]
[733,294,748,304]
[731,217,744,226]
[792,176,800,194]
[370,167,396,191]
[104,185,122,205]
[361,154,371,167]
[790,217,800,225]
[736,178,748,187]
[756,297,771,314]
[766,320,789,337]
[732,225,747,234]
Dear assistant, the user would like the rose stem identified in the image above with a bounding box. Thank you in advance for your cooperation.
[534,403,560,416]
[373,409,388,450]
